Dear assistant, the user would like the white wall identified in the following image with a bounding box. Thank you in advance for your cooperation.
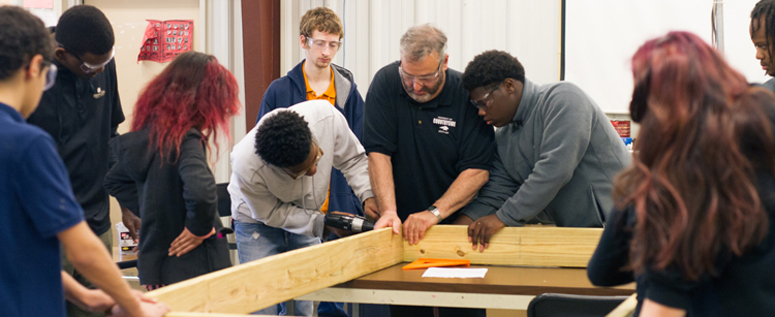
[4,0,69,26]
[726,0,768,84]
[565,0,766,114]
[281,0,562,99]
[202,0,246,183]
[83,0,244,183]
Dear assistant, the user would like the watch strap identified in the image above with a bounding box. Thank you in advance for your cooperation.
[427,206,442,223]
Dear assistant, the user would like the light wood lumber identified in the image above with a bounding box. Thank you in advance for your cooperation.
[297,288,536,309]
[403,225,603,267]
[605,293,638,317]
[145,228,403,314]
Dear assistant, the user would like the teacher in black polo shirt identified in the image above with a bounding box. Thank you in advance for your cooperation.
[363,24,495,317]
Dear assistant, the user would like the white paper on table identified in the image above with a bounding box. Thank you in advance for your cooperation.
[421,267,488,278]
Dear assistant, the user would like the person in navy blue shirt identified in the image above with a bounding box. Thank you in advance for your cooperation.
[0,5,168,317]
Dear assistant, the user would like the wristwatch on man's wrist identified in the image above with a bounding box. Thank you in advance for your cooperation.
[426,206,443,223]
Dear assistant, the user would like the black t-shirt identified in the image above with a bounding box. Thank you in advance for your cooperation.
[587,171,775,316]
[364,61,495,221]
[27,60,124,235]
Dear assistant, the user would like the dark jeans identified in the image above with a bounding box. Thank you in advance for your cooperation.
[236,220,348,316]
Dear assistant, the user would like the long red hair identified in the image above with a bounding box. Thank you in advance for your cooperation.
[131,51,240,161]
[617,31,775,280]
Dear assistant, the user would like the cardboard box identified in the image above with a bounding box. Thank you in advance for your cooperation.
[116,222,139,256]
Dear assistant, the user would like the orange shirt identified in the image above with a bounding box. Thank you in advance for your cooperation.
[303,63,336,106]
[303,63,335,213]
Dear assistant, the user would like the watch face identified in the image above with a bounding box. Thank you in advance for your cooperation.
[427,206,442,222]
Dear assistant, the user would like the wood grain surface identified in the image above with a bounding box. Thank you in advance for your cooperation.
[146,228,402,313]
[338,263,634,296]
[403,225,604,267]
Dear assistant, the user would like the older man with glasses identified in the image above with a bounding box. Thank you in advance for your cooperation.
[26,5,132,317]
[363,24,495,317]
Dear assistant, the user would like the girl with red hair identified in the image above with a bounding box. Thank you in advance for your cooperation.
[587,31,775,316]
[105,51,240,289]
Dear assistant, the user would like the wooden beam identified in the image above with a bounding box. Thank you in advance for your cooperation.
[403,225,603,267]
[606,293,638,317]
[146,228,403,314]
[149,225,605,314]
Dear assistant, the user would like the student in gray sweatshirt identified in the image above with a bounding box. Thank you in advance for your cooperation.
[459,50,631,252]
[228,100,377,316]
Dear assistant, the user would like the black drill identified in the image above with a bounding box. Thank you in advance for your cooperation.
[324,213,374,233]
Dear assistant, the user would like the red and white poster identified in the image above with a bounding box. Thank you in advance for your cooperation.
[138,19,193,63]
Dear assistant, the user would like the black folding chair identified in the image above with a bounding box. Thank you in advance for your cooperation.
[216,183,237,255]
[527,293,630,317]
[216,183,231,218]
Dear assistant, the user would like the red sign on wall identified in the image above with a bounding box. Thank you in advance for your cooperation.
[610,120,631,138]
[138,19,193,63]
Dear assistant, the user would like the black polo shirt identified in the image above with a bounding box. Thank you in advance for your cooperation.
[27,60,124,236]
[364,61,495,222]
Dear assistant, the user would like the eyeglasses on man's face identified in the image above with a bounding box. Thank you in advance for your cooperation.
[63,46,115,74]
[398,60,443,87]
[28,59,57,91]
[284,142,323,179]
[470,81,503,110]
[307,37,342,52]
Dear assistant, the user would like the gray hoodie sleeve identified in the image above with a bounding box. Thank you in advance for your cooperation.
[495,85,594,226]
[461,150,519,221]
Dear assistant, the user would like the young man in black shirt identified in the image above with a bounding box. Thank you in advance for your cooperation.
[26,5,133,317]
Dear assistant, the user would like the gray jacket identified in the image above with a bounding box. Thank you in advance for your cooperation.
[762,77,775,95]
[462,79,631,227]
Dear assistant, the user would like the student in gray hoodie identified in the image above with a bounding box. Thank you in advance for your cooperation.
[228,100,377,316]
[460,50,631,251]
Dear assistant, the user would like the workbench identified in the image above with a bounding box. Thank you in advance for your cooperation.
[145,226,632,316]
[297,262,634,310]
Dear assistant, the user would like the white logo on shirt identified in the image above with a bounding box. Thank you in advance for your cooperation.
[93,87,106,99]
[433,116,455,134]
